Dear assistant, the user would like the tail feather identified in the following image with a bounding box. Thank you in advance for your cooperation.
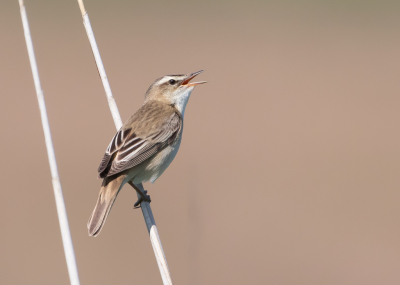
[87,174,127,237]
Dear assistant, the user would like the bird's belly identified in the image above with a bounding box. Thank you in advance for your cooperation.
[132,137,182,184]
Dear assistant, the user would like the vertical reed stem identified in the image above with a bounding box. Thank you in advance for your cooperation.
[18,1,80,284]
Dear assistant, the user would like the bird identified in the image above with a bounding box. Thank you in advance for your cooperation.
[87,70,206,237]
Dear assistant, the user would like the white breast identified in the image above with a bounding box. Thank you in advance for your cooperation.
[132,135,182,184]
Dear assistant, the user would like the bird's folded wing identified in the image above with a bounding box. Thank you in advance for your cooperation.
[98,112,181,178]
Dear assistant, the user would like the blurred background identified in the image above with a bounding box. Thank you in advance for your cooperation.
[1,0,400,284]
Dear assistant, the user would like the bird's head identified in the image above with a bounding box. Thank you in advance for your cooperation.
[145,70,206,114]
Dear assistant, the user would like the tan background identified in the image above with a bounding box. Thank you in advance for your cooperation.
[1,0,400,284]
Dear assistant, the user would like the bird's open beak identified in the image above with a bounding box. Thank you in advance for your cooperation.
[181,70,207,87]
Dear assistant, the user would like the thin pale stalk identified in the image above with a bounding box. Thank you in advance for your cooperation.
[135,184,173,285]
[18,1,80,285]
[76,1,173,284]
[77,1,122,129]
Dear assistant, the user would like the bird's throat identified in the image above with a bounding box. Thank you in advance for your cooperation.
[173,88,193,118]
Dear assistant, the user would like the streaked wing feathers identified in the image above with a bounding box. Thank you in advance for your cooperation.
[98,111,181,178]
[97,128,131,175]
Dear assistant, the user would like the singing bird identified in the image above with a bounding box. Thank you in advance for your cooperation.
[88,70,206,236]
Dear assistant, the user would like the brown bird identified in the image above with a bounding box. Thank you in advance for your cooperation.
[87,70,206,236]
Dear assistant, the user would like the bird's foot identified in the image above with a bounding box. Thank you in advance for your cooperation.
[133,190,151,209]
[128,181,151,209]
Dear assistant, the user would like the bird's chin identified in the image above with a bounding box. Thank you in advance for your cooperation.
[180,85,194,92]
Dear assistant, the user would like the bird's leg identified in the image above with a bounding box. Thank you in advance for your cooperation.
[128,182,151,209]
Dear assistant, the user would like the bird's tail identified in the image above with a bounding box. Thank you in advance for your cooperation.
[87,174,127,237]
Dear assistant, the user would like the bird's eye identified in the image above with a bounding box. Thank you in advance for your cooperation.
[169,79,176,85]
